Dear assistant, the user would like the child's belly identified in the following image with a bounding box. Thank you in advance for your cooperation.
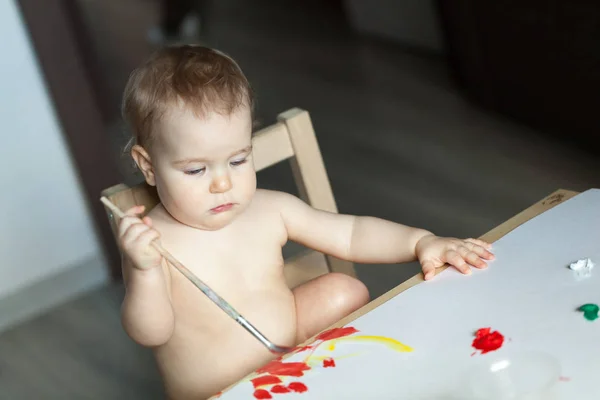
[156,279,297,400]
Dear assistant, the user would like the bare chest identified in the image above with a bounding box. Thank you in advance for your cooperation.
[163,225,296,354]
[161,216,289,318]
[174,232,283,285]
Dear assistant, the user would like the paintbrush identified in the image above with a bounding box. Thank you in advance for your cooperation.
[100,196,293,354]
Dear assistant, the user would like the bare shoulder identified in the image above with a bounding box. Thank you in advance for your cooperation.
[251,189,305,211]
[249,189,309,228]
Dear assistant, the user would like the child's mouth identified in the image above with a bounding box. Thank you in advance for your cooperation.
[210,203,234,213]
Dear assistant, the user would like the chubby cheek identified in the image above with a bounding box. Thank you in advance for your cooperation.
[235,169,257,203]
[157,173,209,216]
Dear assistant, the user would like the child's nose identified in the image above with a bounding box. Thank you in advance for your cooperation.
[210,174,232,193]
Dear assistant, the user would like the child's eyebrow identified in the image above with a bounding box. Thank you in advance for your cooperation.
[230,145,253,157]
[172,145,252,166]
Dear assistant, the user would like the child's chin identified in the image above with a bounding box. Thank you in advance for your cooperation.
[201,212,241,230]
[177,216,231,231]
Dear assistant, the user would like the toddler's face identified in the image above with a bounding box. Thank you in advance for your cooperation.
[139,104,256,230]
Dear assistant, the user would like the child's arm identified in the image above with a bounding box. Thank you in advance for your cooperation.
[276,191,429,263]
[118,206,175,347]
[345,216,434,264]
[276,191,493,279]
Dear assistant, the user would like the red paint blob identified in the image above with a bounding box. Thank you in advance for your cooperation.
[288,382,308,393]
[251,375,282,388]
[559,376,571,382]
[253,389,272,399]
[323,358,336,368]
[316,326,359,341]
[256,361,311,377]
[472,327,504,354]
[271,385,291,393]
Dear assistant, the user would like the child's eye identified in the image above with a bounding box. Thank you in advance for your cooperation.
[185,168,205,175]
[230,158,247,167]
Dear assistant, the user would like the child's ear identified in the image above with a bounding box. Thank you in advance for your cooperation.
[131,145,156,186]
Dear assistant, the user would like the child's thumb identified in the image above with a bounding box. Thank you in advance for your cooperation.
[422,260,436,280]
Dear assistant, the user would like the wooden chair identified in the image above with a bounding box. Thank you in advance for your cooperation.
[101,108,357,288]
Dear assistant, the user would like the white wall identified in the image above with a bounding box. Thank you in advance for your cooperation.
[0,0,108,324]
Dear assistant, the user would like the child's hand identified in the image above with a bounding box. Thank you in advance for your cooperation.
[118,205,163,271]
[415,235,494,280]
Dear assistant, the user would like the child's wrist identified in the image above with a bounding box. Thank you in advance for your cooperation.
[133,260,163,273]
[413,231,436,256]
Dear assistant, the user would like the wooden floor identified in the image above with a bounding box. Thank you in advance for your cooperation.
[3,0,600,398]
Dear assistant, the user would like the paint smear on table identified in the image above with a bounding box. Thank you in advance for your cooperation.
[255,361,311,377]
[287,382,308,393]
[271,385,290,394]
[471,327,505,355]
[247,325,412,398]
[322,358,335,368]
[578,303,599,321]
[251,376,282,388]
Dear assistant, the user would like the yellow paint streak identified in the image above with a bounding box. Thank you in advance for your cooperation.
[303,334,413,363]
[336,335,413,352]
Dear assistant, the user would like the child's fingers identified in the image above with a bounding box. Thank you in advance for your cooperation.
[124,226,162,269]
[118,205,146,235]
[421,260,437,280]
[118,216,137,236]
[118,215,145,237]
[458,246,487,269]
[123,221,147,238]
[465,238,492,249]
[463,240,494,260]
[446,250,472,275]
[475,245,494,260]
[142,216,153,227]
[121,221,153,251]
[135,228,160,249]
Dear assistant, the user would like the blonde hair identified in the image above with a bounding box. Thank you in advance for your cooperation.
[121,45,253,150]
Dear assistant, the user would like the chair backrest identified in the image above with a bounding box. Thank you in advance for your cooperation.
[101,108,356,278]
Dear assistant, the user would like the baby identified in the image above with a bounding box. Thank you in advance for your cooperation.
[117,45,494,400]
